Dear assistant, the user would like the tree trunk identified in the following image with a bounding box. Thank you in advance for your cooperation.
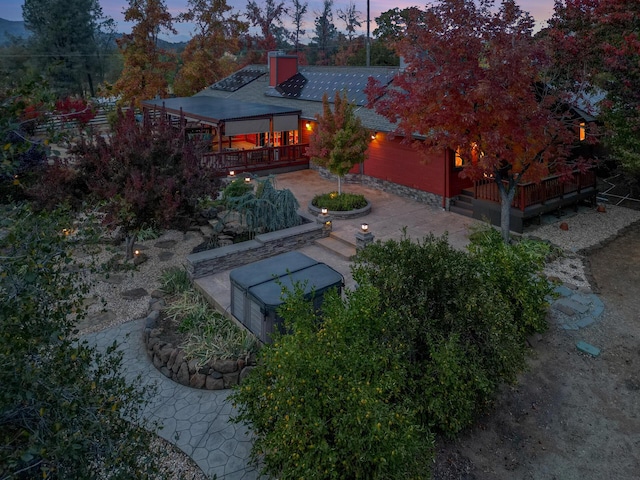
[497,178,518,243]
[338,176,342,195]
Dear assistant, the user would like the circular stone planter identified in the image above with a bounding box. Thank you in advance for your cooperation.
[308,200,371,220]
[142,297,255,390]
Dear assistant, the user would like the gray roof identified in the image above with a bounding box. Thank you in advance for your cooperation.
[142,96,300,124]
[197,65,399,133]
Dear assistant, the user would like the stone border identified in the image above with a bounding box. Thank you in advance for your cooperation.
[307,200,371,219]
[143,296,255,390]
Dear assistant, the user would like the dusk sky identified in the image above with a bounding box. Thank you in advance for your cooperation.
[1,0,557,41]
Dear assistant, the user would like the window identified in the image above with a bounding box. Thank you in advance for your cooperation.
[579,122,586,142]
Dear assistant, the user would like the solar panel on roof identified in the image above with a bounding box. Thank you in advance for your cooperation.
[211,69,264,92]
[265,69,397,105]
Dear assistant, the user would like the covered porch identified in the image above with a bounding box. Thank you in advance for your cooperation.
[141,96,309,175]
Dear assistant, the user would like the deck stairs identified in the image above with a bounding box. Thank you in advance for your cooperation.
[449,189,474,218]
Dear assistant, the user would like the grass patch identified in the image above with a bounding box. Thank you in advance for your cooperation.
[311,192,368,211]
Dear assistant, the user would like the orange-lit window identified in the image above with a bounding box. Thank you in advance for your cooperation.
[579,122,586,141]
[454,148,464,168]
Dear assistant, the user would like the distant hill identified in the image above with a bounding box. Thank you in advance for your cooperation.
[0,18,30,45]
[0,17,186,50]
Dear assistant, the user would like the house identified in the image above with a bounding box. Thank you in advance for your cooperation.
[141,51,597,233]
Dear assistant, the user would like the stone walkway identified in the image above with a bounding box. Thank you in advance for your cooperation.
[84,320,262,479]
[551,283,605,330]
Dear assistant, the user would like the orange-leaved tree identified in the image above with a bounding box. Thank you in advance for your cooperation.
[173,0,248,96]
[113,0,176,106]
[367,0,589,242]
[306,91,371,194]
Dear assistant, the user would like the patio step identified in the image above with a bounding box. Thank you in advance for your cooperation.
[450,193,474,218]
[315,234,357,260]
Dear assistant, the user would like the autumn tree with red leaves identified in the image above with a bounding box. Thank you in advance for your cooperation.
[173,0,248,96]
[546,0,640,180]
[306,91,371,194]
[367,0,586,241]
[113,0,176,106]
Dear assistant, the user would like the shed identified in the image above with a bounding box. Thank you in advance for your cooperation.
[229,251,344,343]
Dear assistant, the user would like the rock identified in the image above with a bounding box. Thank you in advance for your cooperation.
[160,366,172,378]
[200,225,214,237]
[154,239,177,249]
[121,287,148,300]
[211,371,223,380]
[149,299,165,311]
[167,349,179,370]
[153,354,163,369]
[188,359,199,375]
[213,359,238,374]
[597,205,606,213]
[150,289,165,298]
[559,222,569,231]
[205,375,224,390]
[147,336,161,352]
[158,345,173,364]
[145,310,159,327]
[190,373,206,389]
[176,362,190,385]
[172,351,185,373]
[88,310,116,325]
[133,253,148,266]
[239,366,254,383]
[158,251,174,261]
[100,273,125,285]
[223,371,240,388]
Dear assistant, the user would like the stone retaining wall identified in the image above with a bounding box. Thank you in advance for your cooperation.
[143,297,255,390]
[186,213,328,279]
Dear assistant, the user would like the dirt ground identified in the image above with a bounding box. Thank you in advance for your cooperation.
[434,221,640,480]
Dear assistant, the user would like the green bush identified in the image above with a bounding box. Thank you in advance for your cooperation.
[159,266,192,296]
[231,284,433,479]
[222,177,254,201]
[311,192,368,211]
[0,204,161,479]
[352,231,552,436]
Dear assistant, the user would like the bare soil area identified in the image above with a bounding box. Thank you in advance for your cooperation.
[434,222,640,480]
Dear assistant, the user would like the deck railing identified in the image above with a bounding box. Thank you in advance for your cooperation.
[200,144,310,174]
[474,170,596,211]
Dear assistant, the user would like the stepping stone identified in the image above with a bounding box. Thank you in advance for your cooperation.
[576,340,601,357]
[121,287,148,300]
[158,251,174,261]
[154,240,177,249]
[100,273,124,285]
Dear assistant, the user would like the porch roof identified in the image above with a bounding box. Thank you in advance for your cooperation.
[141,96,301,128]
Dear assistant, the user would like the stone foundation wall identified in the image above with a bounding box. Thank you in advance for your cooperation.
[143,297,255,390]
[186,214,328,279]
[311,164,443,209]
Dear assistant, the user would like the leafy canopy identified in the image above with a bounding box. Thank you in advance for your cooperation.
[366,0,584,241]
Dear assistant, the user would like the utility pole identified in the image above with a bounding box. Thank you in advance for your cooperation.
[366,0,370,67]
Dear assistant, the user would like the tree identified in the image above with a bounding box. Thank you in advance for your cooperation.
[366,0,583,242]
[337,1,362,41]
[173,0,247,96]
[44,108,220,258]
[312,0,338,64]
[545,0,640,181]
[22,0,113,97]
[113,0,176,106]
[231,284,432,479]
[306,91,371,194]
[288,0,308,53]
[0,204,161,478]
[246,0,288,61]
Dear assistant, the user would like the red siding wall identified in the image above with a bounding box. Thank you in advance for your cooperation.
[361,134,447,197]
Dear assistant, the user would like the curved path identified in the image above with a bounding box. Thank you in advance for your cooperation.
[84,319,263,480]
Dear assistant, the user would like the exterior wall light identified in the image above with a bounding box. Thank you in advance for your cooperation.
[371,132,377,140]
[361,223,369,232]
[321,207,328,215]
[229,170,235,177]
[244,176,251,183]
[305,122,312,130]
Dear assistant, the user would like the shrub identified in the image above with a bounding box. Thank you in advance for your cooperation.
[231,284,433,479]
[0,203,161,478]
[352,231,551,436]
[311,192,368,211]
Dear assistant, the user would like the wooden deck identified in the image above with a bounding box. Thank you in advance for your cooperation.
[200,144,309,175]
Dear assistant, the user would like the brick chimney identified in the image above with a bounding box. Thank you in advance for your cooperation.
[268,51,298,87]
